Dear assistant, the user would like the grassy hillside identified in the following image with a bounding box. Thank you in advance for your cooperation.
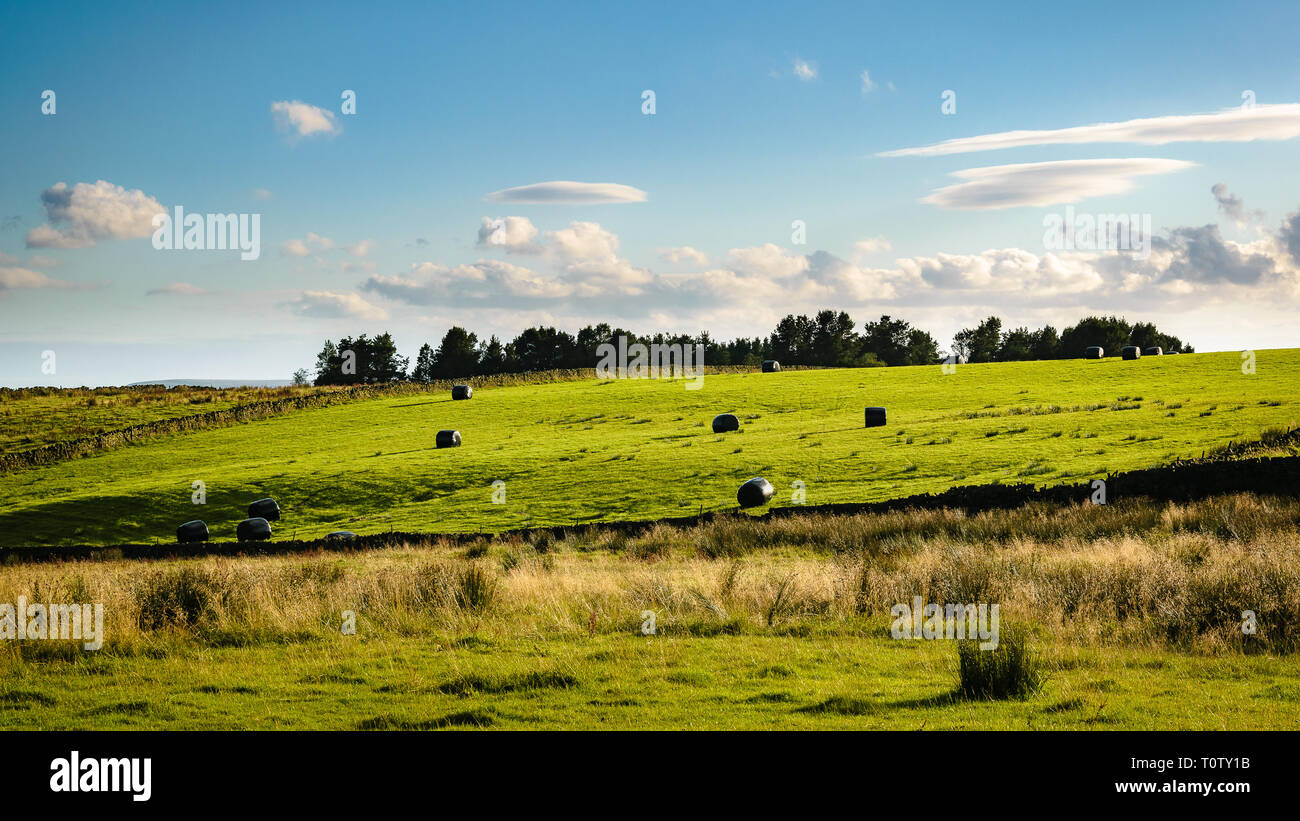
[1,350,1296,547]
[0,385,325,452]
[3,495,1298,729]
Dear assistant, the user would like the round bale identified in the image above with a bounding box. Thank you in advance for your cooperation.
[737,477,775,508]
[1144,346,1163,356]
[436,429,462,448]
[176,520,209,543]
[712,413,740,433]
[1084,346,1104,359]
[325,530,357,541]
[452,385,473,400]
[1167,351,1180,355]
[237,517,272,542]
[1121,345,1141,360]
[248,497,280,521]
[761,360,781,372]
[864,407,887,428]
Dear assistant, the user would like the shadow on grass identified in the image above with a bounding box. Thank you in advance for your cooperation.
[357,707,496,730]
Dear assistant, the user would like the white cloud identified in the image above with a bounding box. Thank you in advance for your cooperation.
[921,158,1196,210]
[27,255,58,268]
[282,232,334,257]
[854,237,893,256]
[364,259,572,303]
[0,266,78,291]
[147,282,211,296]
[725,243,809,278]
[484,181,647,205]
[896,248,1105,295]
[25,180,164,249]
[290,290,387,320]
[252,188,273,201]
[657,246,709,266]
[879,103,1300,158]
[793,58,817,81]
[270,100,340,141]
[347,239,375,257]
[476,216,540,253]
[860,70,876,95]
[546,221,653,296]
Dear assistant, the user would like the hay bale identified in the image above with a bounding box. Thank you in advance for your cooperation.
[1121,345,1141,360]
[325,530,357,541]
[1167,351,1180,355]
[236,517,272,542]
[712,413,740,433]
[176,520,209,543]
[1084,346,1104,359]
[436,429,462,448]
[761,360,781,372]
[452,384,473,400]
[737,476,774,508]
[247,497,280,521]
[864,407,887,428]
[1144,346,1163,356]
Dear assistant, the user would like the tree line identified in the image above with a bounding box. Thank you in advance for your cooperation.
[305,311,1192,385]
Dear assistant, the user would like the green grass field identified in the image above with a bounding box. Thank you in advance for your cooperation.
[4,497,1299,730]
[0,384,323,452]
[1,350,1295,547]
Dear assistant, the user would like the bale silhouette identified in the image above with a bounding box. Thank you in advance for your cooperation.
[325,530,357,541]
[1167,351,1180,355]
[1084,346,1104,359]
[247,497,280,521]
[737,476,774,508]
[452,385,473,400]
[712,413,740,433]
[864,407,887,428]
[176,520,209,543]
[761,360,781,372]
[236,517,272,542]
[1144,346,1163,356]
[437,429,462,448]
[1122,346,1141,360]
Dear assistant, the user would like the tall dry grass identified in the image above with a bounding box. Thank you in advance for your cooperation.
[1,493,1297,661]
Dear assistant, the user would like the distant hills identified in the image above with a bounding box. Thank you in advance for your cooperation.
[127,379,294,388]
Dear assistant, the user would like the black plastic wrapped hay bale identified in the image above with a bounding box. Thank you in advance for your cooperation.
[1084,346,1104,359]
[1144,346,1163,356]
[1122,345,1141,360]
[236,517,272,542]
[712,413,740,433]
[737,476,774,508]
[761,360,781,372]
[325,530,357,541]
[176,520,209,543]
[452,384,473,400]
[247,497,280,521]
[1167,351,1180,355]
[864,407,887,428]
[436,429,462,448]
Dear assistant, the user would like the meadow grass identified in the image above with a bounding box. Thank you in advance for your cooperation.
[1,350,1297,546]
[1,494,1297,729]
[0,384,329,452]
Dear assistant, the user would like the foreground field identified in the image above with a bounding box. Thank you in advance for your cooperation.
[1,350,1296,547]
[2,495,1297,729]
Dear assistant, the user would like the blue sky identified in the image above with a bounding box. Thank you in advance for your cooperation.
[3,0,1300,386]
